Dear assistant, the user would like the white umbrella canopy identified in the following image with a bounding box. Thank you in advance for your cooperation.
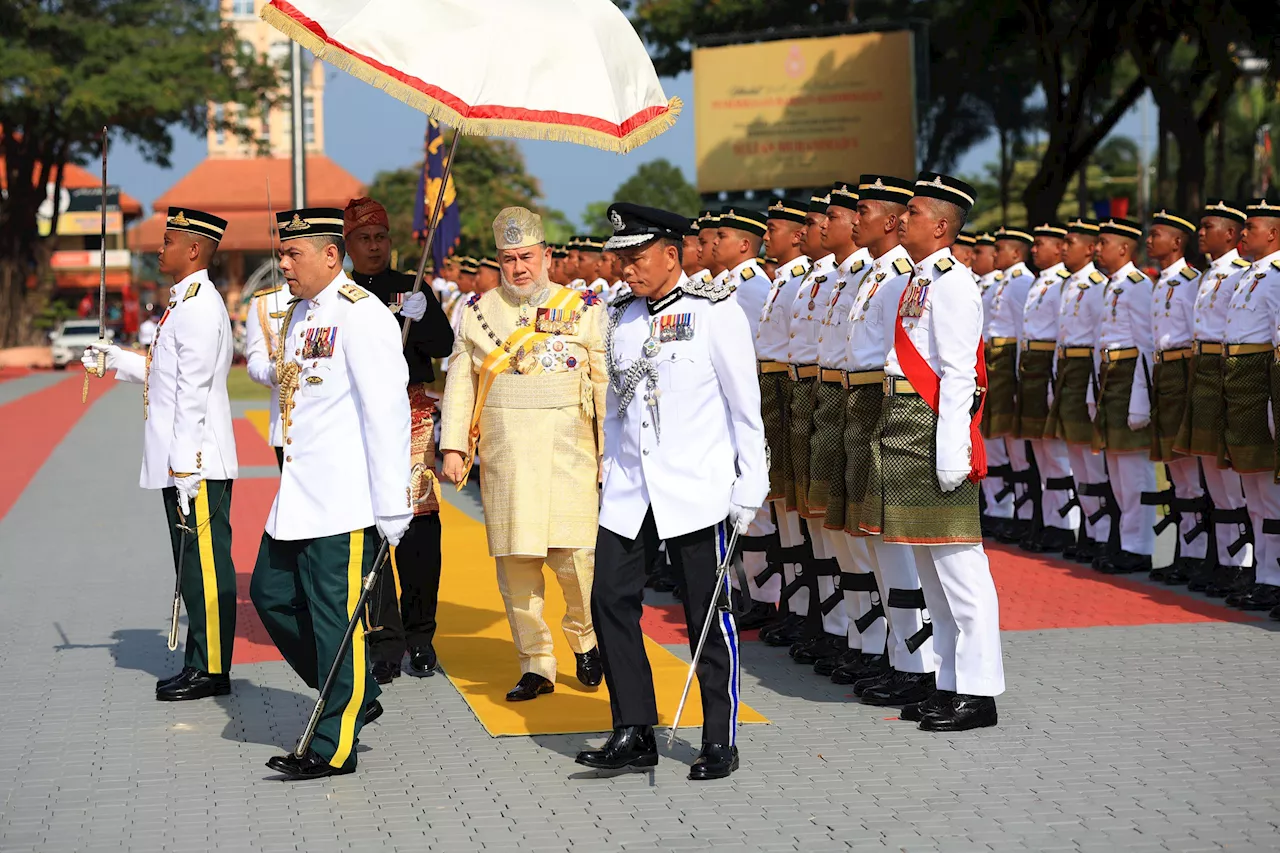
[262,0,681,153]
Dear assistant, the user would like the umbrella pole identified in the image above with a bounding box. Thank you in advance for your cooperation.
[402,129,462,347]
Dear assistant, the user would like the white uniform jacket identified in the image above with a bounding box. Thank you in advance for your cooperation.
[111,269,237,489]
[244,284,289,447]
[600,274,768,540]
[755,256,810,362]
[725,257,769,339]
[265,272,412,541]
[816,248,871,369]
[1193,250,1251,342]
[1151,257,1199,353]
[846,243,913,371]
[1098,261,1155,421]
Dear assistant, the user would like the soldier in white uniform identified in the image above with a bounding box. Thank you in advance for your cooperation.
[695,211,721,286]
[248,207,413,780]
[577,203,767,781]
[86,207,239,702]
[971,233,1011,533]
[245,278,289,467]
[1175,201,1253,593]
[713,207,769,332]
[863,173,1004,731]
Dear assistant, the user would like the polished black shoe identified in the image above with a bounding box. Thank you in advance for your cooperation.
[155,670,230,701]
[900,689,956,722]
[1186,559,1217,592]
[364,700,383,726]
[407,645,437,677]
[688,743,739,780]
[266,749,355,780]
[371,660,401,685]
[1270,603,1280,621]
[1097,550,1151,575]
[575,725,657,771]
[1148,564,1171,582]
[759,613,805,647]
[792,633,843,665]
[918,694,998,732]
[1035,526,1077,554]
[814,647,858,677]
[860,670,936,706]
[735,600,777,632]
[1228,583,1280,611]
[1205,566,1252,598]
[1162,559,1195,586]
[506,672,554,701]
[1072,537,1098,565]
[851,668,896,697]
[575,648,604,687]
[831,652,889,685]
[156,666,197,690]
[1018,527,1045,552]
[994,518,1027,544]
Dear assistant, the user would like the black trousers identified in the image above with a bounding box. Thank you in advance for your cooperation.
[274,446,283,470]
[593,509,740,746]
[367,513,442,664]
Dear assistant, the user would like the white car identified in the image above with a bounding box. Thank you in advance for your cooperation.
[50,320,113,369]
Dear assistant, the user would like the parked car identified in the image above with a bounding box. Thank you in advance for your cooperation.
[50,321,113,369]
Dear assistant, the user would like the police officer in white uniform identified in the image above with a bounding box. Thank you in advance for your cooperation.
[245,278,289,466]
[248,207,412,781]
[577,203,767,781]
[84,207,239,702]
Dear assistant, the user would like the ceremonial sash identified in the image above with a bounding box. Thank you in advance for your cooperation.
[458,288,585,487]
[893,279,988,483]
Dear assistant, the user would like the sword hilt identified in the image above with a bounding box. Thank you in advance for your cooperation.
[167,597,181,651]
[294,698,326,758]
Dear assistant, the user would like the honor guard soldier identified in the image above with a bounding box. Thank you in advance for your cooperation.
[245,275,289,467]
[1175,201,1253,592]
[1046,219,1110,563]
[863,173,1004,731]
[972,232,1011,531]
[577,203,767,780]
[713,206,769,331]
[1092,218,1157,574]
[580,236,610,298]
[694,210,721,286]
[85,207,239,702]
[952,232,976,269]
[681,220,705,283]
[1218,200,1280,611]
[1019,223,1079,553]
[249,207,413,780]
[831,175,919,688]
[1142,211,1211,584]
[343,197,455,683]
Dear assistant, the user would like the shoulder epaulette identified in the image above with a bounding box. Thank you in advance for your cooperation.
[892,257,912,276]
[183,282,201,300]
[255,285,283,298]
[1178,266,1198,280]
[339,283,369,303]
[1056,268,1071,279]
[993,270,1004,280]
[697,271,713,285]
[1127,269,1145,283]
[848,259,866,274]
[1088,271,1106,285]
[790,263,808,278]
[1272,259,1280,271]
[936,257,955,272]
[684,273,735,303]
[1233,257,1251,268]
[742,267,756,281]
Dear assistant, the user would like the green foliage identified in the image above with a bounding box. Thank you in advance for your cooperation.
[581,158,700,232]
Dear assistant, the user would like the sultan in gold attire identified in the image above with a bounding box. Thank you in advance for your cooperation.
[440,207,605,700]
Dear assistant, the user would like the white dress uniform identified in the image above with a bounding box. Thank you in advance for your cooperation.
[109,269,238,487]
[989,260,1036,520]
[977,268,1012,519]
[725,257,769,338]
[244,284,289,450]
[1097,260,1157,558]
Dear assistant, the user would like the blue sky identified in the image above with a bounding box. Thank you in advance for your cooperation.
[112,65,1155,230]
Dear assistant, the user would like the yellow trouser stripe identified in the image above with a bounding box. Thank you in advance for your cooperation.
[331,529,366,768]
[194,483,221,674]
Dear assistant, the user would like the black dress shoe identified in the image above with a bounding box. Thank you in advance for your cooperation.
[156,666,197,690]
[575,725,657,771]
[760,613,805,647]
[1162,559,1195,586]
[735,600,777,632]
[918,694,998,732]
[831,652,889,685]
[1205,566,1252,598]
[860,670,936,706]
[371,660,401,685]
[506,672,554,701]
[155,671,230,701]
[1148,564,1170,582]
[994,518,1027,544]
[266,749,355,780]
[1270,603,1280,621]
[900,689,956,722]
[364,700,383,726]
[407,645,437,676]
[688,743,739,780]
[1035,527,1077,554]
[575,648,604,687]
[792,633,843,665]
[1187,559,1216,592]
[851,668,896,697]
[1073,538,1098,565]
[1097,550,1151,575]
[814,647,858,677]
[1228,583,1280,611]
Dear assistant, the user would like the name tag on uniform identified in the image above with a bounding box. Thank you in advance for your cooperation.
[536,308,580,335]
[650,312,695,343]
[303,326,337,359]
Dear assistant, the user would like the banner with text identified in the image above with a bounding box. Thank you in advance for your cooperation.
[693,31,917,194]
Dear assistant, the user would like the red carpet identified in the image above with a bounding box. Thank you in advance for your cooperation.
[0,367,33,382]
[233,418,278,467]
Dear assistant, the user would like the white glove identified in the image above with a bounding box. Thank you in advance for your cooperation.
[401,291,428,322]
[377,512,413,547]
[81,341,121,373]
[937,468,969,493]
[268,361,278,386]
[728,503,756,535]
[173,473,202,518]
[1127,412,1151,431]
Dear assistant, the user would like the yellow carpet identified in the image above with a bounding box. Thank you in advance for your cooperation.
[434,500,768,736]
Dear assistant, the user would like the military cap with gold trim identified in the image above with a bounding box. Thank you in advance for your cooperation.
[1246,198,1280,218]
[827,181,860,211]
[974,231,997,246]
[1066,217,1100,235]
[604,203,691,250]
[551,245,568,259]
[995,225,1034,245]
[459,257,480,273]
[1032,222,1068,239]
[1201,199,1246,224]
[857,174,915,204]
[955,232,977,247]
[808,191,831,213]
[696,209,720,232]
[276,207,345,241]
[767,197,809,224]
[1099,217,1143,239]
[913,172,977,213]
[1150,209,1196,235]
[579,236,605,253]
[165,207,227,243]
[479,258,500,270]
[718,206,767,236]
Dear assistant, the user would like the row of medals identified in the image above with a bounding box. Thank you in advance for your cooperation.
[513,335,577,373]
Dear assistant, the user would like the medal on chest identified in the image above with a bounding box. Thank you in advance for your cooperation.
[142,305,174,420]
[645,312,694,357]
[302,326,337,359]
[850,269,883,323]
[807,275,825,311]
[1245,273,1265,302]
[899,277,929,318]
[535,307,580,335]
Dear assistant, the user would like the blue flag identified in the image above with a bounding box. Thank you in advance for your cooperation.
[412,118,460,270]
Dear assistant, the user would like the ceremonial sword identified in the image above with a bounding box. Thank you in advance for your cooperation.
[167,507,192,651]
[82,127,108,403]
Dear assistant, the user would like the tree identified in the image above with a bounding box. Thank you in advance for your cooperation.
[0,0,278,346]
[581,158,700,232]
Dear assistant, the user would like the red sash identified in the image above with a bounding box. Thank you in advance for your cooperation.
[893,280,988,482]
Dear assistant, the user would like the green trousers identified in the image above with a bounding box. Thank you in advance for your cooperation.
[162,480,236,675]
[250,527,382,770]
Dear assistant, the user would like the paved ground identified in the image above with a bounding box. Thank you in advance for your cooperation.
[2,377,1279,852]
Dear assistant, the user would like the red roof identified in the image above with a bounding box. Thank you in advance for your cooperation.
[0,157,143,217]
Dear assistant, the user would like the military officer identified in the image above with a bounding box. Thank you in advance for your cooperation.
[86,207,239,702]
[248,207,412,780]
[1142,211,1210,584]
[245,273,288,468]
[1175,201,1253,592]
[713,206,769,333]
[577,203,767,780]
[343,197,455,683]
[863,173,1004,731]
